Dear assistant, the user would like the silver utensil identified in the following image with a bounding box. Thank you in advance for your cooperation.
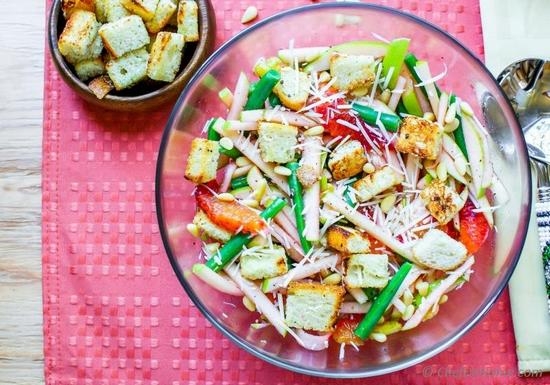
[498,58,550,307]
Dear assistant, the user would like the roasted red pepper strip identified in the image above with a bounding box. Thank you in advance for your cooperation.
[459,199,490,254]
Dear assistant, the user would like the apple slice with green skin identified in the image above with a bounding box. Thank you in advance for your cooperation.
[461,115,486,198]
[401,86,423,116]
[303,40,388,73]
[278,46,329,65]
[381,38,410,89]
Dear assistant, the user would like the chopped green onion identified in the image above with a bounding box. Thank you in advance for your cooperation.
[205,197,287,272]
[244,69,281,110]
[352,103,402,132]
[287,162,312,254]
[230,175,249,190]
[355,262,413,340]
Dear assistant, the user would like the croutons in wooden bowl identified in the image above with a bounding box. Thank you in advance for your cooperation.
[48,0,216,112]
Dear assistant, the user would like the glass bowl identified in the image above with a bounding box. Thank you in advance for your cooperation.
[155,3,531,378]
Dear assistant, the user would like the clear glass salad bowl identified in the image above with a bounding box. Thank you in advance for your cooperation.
[155,3,531,378]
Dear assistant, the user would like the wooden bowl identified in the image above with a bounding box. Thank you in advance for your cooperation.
[47,0,216,112]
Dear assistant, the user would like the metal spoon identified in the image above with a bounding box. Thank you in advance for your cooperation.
[497,58,550,165]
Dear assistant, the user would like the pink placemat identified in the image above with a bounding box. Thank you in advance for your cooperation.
[42,0,549,383]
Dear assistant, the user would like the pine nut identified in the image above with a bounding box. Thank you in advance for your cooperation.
[402,304,415,321]
[304,125,324,136]
[319,71,331,83]
[380,89,391,104]
[274,165,292,176]
[219,137,234,150]
[444,102,457,124]
[439,294,448,304]
[322,273,342,285]
[371,332,387,343]
[380,194,397,213]
[186,223,199,238]
[204,242,220,255]
[241,199,259,208]
[241,6,258,24]
[235,156,252,167]
[217,192,235,202]
[416,281,429,297]
[363,162,375,173]
[423,112,436,122]
[242,296,256,312]
[444,118,460,133]
[403,289,413,306]
[455,157,467,175]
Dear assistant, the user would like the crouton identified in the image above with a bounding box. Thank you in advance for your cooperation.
[193,210,232,242]
[75,57,105,81]
[99,15,150,58]
[395,116,443,160]
[147,32,185,82]
[95,0,131,23]
[58,10,101,64]
[329,53,375,95]
[87,33,105,59]
[120,0,160,21]
[88,75,114,98]
[344,253,389,289]
[327,139,367,181]
[285,281,345,332]
[273,67,310,111]
[353,165,404,202]
[240,246,288,280]
[412,228,468,271]
[177,0,199,42]
[105,47,149,90]
[62,0,95,18]
[420,179,465,224]
[326,225,371,254]
[184,138,220,184]
[145,0,177,33]
[257,122,298,164]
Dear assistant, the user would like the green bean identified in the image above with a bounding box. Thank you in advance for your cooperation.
[449,94,469,160]
[352,103,401,132]
[355,262,413,340]
[244,69,281,110]
[286,162,312,254]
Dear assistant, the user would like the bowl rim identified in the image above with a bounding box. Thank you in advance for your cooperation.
[47,0,215,106]
[155,2,532,378]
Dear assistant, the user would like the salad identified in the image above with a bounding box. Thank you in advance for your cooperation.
[182,37,500,353]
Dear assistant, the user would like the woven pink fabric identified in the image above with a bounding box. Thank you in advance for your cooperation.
[42,0,549,383]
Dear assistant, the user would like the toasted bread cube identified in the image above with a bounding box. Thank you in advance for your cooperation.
[75,57,105,81]
[99,15,150,58]
[420,179,465,224]
[412,229,468,271]
[395,116,443,160]
[88,75,114,98]
[326,225,371,254]
[62,0,95,18]
[144,0,177,33]
[58,10,101,64]
[344,253,389,289]
[184,138,220,184]
[353,165,404,202]
[285,282,345,332]
[95,0,131,22]
[120,0,160,21]
[177,0,199,42]
[329,53,375,95]
[146,32,185,82]
[257,122,298,164]
[105,47,149,90]
[327,139,367,181]
[240,246,288,280]
[193,210,232,242]
[272,67,310,111]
